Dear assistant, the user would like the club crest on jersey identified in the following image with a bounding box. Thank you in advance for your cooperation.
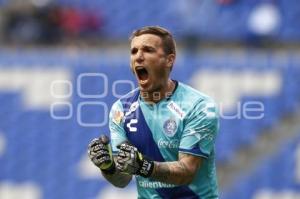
[163,119,177,137]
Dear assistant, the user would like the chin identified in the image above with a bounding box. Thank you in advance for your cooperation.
[138,84,153,93]
[139,85,150,92]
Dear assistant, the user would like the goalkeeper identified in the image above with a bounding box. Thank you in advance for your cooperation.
[88,26,219,199]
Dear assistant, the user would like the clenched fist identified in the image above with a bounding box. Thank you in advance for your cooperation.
[116,142,154,178]
[88,135,115,174]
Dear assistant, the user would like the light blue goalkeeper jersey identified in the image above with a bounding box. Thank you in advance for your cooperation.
[109,81,219,199]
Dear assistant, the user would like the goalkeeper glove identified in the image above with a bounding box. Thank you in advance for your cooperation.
[116,142,154,178]
[88,135,116,174]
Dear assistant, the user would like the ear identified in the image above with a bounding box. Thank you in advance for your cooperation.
[166,54,175,70]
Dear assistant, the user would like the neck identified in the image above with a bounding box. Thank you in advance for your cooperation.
[141,79,175,104]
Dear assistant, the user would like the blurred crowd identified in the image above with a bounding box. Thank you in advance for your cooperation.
[0,0,104,45]
[0,0,289,47]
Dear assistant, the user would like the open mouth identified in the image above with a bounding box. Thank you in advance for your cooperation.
[135,66,149,82]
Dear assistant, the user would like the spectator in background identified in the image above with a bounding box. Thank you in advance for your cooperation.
[58,6,103,41]
[2,1,104,44]
[3,2,62,44]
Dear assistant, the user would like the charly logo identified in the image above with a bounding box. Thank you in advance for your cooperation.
[126,119,138,132]
[163,119,177,137]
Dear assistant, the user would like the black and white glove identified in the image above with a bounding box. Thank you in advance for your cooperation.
[88,135,116,174]
[116,142,154,178]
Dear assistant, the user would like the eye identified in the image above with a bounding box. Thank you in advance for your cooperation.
[143,46,155,53]
[131,48,138,55]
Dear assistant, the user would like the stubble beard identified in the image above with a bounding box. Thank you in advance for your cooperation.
[140,79,170,103]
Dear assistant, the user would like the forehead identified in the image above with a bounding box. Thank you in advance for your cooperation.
[131,34,163,48]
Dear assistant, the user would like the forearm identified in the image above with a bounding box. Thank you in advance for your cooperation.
[114,143,201,185]
[102,169,132,188]
[151,161,195,185]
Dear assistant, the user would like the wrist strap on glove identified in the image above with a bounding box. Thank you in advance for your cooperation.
[136,152,154,178]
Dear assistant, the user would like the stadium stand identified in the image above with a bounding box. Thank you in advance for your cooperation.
[221,132,300,199]
[54,0,300,42]
[0,0,300,43]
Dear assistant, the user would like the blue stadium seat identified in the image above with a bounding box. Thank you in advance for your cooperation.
[223,133,300,199]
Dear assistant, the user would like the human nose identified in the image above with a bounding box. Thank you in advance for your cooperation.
[135,50,144,63]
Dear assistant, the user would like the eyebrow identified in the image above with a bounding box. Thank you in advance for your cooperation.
[131,44,156,51]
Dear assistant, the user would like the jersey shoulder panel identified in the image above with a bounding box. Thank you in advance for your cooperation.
[175,82,217,114]
[177,82,214,102]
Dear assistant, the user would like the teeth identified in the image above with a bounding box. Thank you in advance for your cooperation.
[135,66,145,70]
[140,80,148,84]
